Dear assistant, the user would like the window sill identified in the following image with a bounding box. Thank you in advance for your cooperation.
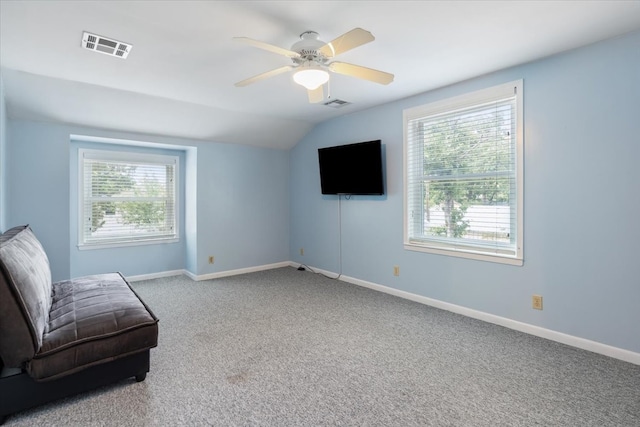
[404,242,523,266]
[78,237,179,251]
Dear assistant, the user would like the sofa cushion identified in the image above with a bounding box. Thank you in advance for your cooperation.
[0,225,53,367]
[27,272,159,381]
[0,224,28,244]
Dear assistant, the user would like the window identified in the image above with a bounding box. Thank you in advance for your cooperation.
[403,80,523,265]
[79,149,178,248]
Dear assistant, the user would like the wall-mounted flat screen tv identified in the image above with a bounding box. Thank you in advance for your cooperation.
[318,140,384,195]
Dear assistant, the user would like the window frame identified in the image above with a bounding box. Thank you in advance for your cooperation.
[403,80,523,265]
[78,148,179,250]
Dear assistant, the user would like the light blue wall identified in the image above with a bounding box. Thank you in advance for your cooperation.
[289,31,640,354]
[6,121,72,280]
[0,74,7,231]
[6,120,290,281]
[195,142,289,275]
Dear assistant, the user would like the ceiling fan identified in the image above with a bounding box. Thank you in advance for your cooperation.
[233,28,394,103]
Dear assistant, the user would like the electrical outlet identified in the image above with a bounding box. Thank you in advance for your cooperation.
[393,265,400,276]
[300,248,304,256]
[208,256,214,264]
[532,295,543,310]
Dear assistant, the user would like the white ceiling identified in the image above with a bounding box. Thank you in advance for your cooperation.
[2,1,640,149]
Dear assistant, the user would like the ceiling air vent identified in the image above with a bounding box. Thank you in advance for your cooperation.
[82,31,132,59]
[323,99,351,108]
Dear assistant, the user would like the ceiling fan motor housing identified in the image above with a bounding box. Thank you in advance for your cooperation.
[291,31,328,64]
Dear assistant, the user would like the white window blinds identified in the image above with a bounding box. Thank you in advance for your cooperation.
[79,149,178,247]
[403,80,523,264]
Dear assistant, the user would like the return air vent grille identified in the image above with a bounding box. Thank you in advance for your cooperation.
[82,32,132,59]
[323,99,351,108]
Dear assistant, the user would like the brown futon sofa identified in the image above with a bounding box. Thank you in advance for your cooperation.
[0,225,159,424]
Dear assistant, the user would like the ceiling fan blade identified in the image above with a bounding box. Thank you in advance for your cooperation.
[233,37,300,58]
[319,28,375,58]
[329,62,394,85]
[235,65,294,87]
[307,86,324,104]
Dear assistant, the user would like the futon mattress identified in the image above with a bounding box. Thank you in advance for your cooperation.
[27,273,158,381]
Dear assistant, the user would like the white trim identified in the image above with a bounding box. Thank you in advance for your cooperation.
[77,147,179,248]
[183,270,198,281]
[78,237,180,250]
[299,264,640,366]
[126,269,186,282]
[193,261,291,281]
[403,79,524,265]
[127,262,291,282]
[70,134,191,151]
[404,243,523,266]
[290,263,337,278]
[404,80,520,118]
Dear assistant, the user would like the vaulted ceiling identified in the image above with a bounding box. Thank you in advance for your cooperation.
[2,1,639,149]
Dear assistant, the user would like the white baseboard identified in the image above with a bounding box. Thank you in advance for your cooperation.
[183,269,198,281]
[127,262,290,283]
[193,261,290,281]
[126,269,186,282]
[295,263,640,366]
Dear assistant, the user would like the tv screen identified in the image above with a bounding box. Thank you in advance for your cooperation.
[318,140,384,195]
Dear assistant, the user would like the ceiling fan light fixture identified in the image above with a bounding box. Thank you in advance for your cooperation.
[293,66,329,90]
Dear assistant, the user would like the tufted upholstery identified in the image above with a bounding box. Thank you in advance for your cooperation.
[0,225,158,381]
[0,225,52,367]
[28,273,158,380]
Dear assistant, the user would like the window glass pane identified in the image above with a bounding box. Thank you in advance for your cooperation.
[90,162,135,197]
[88,200,172,238]
[422,177,512,244]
